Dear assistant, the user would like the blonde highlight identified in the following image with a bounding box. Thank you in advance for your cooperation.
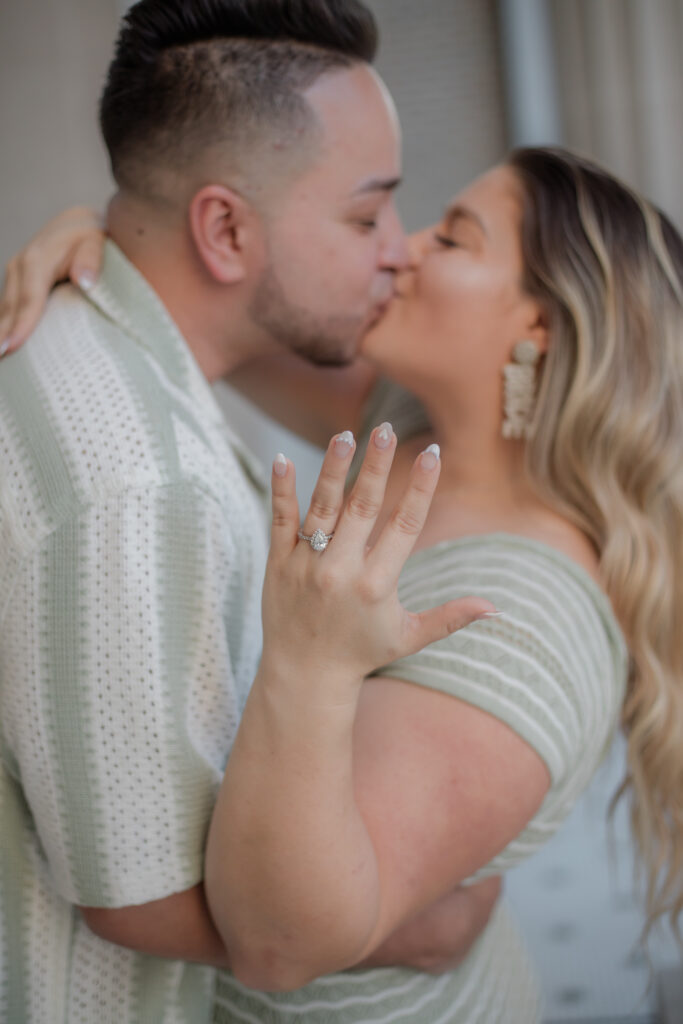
[508,147,683,940]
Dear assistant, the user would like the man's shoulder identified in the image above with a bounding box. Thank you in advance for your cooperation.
[26,280,116,349]
[1,281,133,398]
[0,286,249,547]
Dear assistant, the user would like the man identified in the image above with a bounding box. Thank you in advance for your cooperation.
[0,2,498,1022]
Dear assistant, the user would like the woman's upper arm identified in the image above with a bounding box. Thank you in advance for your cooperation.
[352,674,550,951]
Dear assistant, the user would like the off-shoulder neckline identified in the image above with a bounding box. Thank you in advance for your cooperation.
[404,531,623,637]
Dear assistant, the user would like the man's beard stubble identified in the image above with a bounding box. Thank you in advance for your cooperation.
[248,260,364,367]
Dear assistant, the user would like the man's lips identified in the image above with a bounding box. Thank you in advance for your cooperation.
[366,301,391,328]
[373,290,401,317]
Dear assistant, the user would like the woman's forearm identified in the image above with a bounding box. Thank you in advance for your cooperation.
[205,658,380,991]
[81,883,232,969]
[206,657,502,989]
[357,877,502,973]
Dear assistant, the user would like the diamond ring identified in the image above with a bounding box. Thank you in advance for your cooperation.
[297,528,335,552]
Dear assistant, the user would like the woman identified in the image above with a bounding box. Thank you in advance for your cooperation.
[2,148,682,1022]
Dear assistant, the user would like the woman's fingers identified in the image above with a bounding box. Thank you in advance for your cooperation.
[0,254,48,354]
[366,442,441,579]
[0,206,105,355]
[264,432,497,682]
[0,261,20,353]
[404,597,500,656]
[298,430,356,544]
[269,454,299,559]
[69,234,105,293]
[332,422,396,552]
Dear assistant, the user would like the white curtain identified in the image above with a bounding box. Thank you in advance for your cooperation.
[549,0,683,228]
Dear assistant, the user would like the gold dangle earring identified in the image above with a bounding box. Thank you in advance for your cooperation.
[502,340,542,440]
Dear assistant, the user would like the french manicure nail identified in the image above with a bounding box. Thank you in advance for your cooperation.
[421,443,440,470]
[333,429,355,457]
[375,422,393,449]
[77,270,96,292]
[0,339,11,358]
[273,453,288,477]
[481,610,504,619]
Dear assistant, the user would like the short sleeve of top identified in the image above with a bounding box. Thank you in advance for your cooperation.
[373,534,629,877]
[0,480,242,909]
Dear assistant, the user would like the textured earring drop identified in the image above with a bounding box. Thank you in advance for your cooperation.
[502,340,542,439]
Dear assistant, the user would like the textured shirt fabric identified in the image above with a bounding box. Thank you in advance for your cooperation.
[0,242,269,1024]
[213,383,629,1023]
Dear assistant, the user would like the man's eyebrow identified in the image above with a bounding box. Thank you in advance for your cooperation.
[351,175,402,197]
[443,203,487,236]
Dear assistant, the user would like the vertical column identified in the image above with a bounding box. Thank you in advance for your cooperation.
[497,0,563,146]
[628,0,683,228]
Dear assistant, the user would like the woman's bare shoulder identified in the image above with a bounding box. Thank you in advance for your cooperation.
[523,511,601,583]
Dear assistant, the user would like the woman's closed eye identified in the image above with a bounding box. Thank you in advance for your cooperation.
[433,232,459,249]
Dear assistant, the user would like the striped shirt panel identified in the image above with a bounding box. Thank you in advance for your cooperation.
[2,483,243,907]
[0,242,268,1024]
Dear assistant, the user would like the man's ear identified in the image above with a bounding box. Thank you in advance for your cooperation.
[188,185,262,284]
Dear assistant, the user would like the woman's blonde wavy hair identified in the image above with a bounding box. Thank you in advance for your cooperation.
[507,146,683,939]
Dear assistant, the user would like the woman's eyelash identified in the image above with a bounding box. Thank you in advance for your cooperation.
[434,233,458,248]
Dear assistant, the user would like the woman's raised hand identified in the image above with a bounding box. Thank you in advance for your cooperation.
[0,207,105,355]
[263,423,495,693]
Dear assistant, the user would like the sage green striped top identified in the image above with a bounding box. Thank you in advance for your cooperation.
[213,382,628,1023]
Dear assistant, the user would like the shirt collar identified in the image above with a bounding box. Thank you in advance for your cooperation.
[84,240,269,493]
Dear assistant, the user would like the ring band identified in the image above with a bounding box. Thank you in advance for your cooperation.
[297,528,335,552]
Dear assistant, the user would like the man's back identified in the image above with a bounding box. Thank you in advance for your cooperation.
[0,243,268,1023]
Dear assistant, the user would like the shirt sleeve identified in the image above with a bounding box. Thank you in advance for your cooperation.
[373,543,622,789]
[1,481,240,908]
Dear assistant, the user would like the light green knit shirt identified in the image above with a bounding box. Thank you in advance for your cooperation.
[0,242,269,1024]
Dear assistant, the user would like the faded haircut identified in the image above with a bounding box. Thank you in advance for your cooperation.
[99,0,378,203]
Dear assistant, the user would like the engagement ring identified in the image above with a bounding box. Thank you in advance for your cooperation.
[297,528,334,552]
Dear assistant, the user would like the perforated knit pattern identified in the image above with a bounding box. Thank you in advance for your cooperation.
[0,243,268,1024]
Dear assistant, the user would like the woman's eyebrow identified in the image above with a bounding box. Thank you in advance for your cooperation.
[443,203,487,237]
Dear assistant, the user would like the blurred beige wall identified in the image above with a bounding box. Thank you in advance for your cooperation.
[367,0,506,231]
[0,0,119,270]
[0,0,507,266]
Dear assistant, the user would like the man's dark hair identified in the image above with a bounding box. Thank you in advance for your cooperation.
[100,0,379,202]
